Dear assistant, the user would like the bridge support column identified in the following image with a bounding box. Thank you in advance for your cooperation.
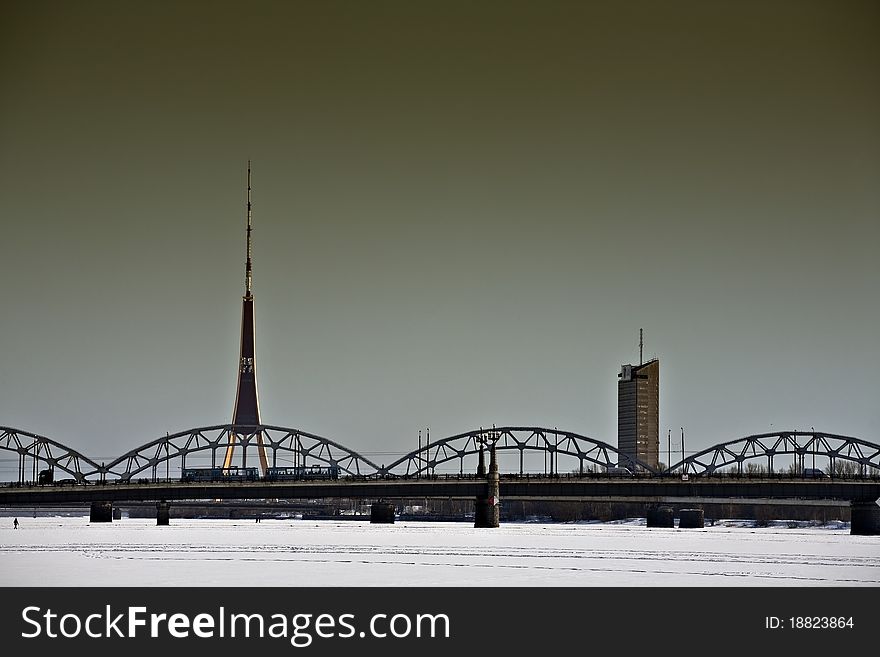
[678,508,704,529]
[474,442,500,528]
[474,497,490,527]
[370,502,395,524]
[646,506,674,528]
[850,501,880,536]
[474,441,489,527]
[487,443,500,528]
[156,501,170,526]
[89,501,113,523]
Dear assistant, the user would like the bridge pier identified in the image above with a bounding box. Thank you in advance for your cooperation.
[678,508,704,529]
[156,501,170,526]
[646,506,674,528]
[850,501,880,535]
[474,497,490,527]
[488,443,500,528]
[89,501,113,523]
[370,502,395,524]
[474,442,500,528]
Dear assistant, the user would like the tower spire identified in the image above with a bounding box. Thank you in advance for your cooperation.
[224,162,268,475]
[245,161,253,298]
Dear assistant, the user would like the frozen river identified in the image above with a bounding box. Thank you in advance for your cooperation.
[1,517,878,586]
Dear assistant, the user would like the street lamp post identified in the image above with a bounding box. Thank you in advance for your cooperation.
[680,427,685,473]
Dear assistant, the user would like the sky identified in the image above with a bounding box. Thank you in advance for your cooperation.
[1,1,878,473]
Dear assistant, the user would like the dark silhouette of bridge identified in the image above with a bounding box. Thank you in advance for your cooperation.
[2,422,880,533]
[2,424,878,484]
[0,424,880,484]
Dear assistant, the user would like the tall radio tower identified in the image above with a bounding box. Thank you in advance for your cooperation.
[223,162,269,474]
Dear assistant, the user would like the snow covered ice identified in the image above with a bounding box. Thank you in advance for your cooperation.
[1,517,878,586]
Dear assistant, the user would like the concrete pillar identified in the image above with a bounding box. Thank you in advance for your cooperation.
[646,506,674,528]
[474,497,491,528]
[370,502,395,524]
[474,442,500,528]
[156,501,170,526]
[850,501,880,536]
[678,508,704,529]
[487,443,500,528]
[89,501,113,523]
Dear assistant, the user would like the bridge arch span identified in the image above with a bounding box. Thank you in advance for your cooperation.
[381,426,657,477]
[665,431,880,476]
[0,426,103,484]
[104,424,381,482]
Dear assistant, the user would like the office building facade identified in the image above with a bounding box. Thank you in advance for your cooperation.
[617,359,659,470]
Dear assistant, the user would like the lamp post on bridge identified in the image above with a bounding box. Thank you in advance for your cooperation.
[680,427,686,474]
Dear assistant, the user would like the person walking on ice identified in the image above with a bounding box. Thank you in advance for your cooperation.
[13,518,18,529]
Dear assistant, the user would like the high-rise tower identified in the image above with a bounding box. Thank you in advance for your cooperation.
[617,332,659,470]
[223,162,269,474]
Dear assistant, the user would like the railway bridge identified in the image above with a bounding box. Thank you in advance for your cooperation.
[2,424,879,534]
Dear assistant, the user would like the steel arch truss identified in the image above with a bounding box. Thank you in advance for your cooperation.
[381,426,657,476]
[104,424,381,482]
[0,426,102,484]
[665,431,880,476]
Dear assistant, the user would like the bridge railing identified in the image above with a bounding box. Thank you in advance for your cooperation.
[4,470,880,488]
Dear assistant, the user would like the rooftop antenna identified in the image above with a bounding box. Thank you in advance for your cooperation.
[245,160,253,298]
[639,328,643,365]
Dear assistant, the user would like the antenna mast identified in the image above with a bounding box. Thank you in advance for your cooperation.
[245,161,253,298]
[639,328,643,365]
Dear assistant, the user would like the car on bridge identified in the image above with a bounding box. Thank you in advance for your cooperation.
[802,468,829,479]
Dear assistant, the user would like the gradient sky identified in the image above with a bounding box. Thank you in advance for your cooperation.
[1,1,878,472]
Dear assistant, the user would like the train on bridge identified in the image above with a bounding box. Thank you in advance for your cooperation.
[264,465,340,481]
[180,465,340,483]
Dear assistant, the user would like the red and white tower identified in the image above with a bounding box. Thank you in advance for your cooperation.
[223,162,269,474]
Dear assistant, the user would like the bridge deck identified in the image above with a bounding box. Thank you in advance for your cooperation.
[1,477,878,505]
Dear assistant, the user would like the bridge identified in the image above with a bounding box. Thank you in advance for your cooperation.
[2,424,879,534]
